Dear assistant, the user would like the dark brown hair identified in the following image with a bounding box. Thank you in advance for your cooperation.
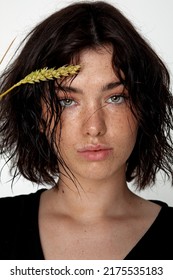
[0,1,173,189]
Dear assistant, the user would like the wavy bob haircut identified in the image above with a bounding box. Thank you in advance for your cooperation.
[0,1,173,189]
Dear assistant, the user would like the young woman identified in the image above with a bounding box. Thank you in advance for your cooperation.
[0,1,173,260]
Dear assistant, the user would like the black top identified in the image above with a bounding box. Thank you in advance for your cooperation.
[0,189,173,260]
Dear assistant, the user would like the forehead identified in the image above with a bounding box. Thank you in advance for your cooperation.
[59,46,125,95]
[64,45,121,89]
[77,45,114,72]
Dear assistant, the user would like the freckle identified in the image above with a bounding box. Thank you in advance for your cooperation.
[62,190,65,193]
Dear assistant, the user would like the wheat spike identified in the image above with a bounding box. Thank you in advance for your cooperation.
[0,65,80,99]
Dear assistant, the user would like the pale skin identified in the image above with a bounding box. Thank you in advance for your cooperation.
[39,45,161,260]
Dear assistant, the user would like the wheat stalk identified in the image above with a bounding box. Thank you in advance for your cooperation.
[0,65,80,99]
[0,37,16,65]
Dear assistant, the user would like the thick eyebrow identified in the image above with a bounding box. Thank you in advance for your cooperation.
[60,81,123,94]
[101,81,123,91]
[60,85,82,94]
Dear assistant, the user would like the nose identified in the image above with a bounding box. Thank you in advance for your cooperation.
[82,106,107,137]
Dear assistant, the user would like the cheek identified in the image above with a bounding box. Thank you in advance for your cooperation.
[124,116,138,143]
[57,120,76,151]
[110,106,138,135]
[125,115,138,138]
[112,113,138,154]
[124,118,138,154]
[57,109,81,139]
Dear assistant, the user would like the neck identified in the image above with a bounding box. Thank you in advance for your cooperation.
[52,173,135,221]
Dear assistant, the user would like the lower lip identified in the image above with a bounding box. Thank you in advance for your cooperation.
[78,149,112,161]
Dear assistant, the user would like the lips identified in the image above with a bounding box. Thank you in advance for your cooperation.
[77,145,112,161]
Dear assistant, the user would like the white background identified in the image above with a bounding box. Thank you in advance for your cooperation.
[0,0,173,206]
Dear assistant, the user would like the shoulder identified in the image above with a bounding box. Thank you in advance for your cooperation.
[0,188,47,260]
[0,188,47,230]
[126,200,173,260]
[0,188,46,214]
[151,199,173,224]
[158,203,173,223]
[148,201,173,249]
[151,199,173,215]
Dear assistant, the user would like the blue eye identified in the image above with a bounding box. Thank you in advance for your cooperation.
[59,99,76,107]
[107,95,126,104]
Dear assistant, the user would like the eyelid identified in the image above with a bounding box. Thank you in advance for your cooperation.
[58,98,77,107]
[106,93,129,104]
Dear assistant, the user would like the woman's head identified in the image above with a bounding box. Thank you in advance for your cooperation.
[0,1,172,188]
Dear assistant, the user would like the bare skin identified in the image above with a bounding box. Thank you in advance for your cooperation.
[39,45,161,260]
[39,187,160,260]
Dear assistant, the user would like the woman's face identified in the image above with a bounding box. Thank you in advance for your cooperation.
[55,46,138,183]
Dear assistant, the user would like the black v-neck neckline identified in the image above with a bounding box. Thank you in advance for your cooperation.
[124,205,166,259]
[34,190,167,260]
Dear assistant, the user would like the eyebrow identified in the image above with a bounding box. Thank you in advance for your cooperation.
[61,81,123,94]
[102,81,123,91]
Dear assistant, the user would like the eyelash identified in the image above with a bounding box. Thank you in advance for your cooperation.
[58,94,128,108]
[106,94,128,105]
[59,99,77,107]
